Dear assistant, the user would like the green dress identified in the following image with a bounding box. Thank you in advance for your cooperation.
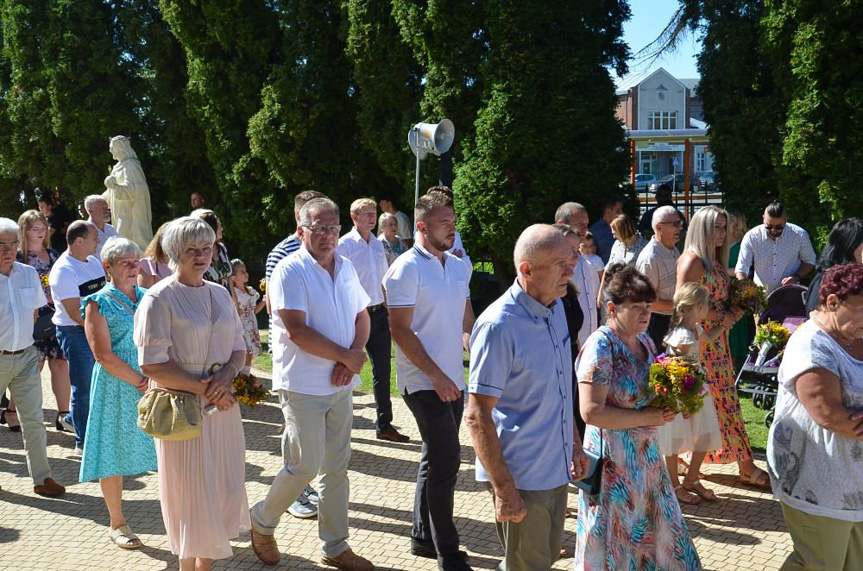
[727,242,751,364]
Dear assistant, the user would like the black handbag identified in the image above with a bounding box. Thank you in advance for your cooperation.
[575,429,604,495]
[33,305,56,341]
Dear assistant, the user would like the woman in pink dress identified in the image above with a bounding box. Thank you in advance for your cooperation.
[134,217,250,571]
[677,206,770,489]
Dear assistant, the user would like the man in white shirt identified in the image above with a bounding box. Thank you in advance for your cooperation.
[636,205,682,350]
[48,221,106,454]
[250,198,374,571]
[555,202,599,346]
[0,218,65,496]
[378,191,414,247]
[735,201,816,295]
[383,191,474,570]
[338,198,409,443]
[84,194,118,258]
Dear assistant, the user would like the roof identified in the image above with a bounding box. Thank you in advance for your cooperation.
[615,67,700,97]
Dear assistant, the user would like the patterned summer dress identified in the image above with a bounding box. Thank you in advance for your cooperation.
[79,283,157,482]
[18,249,65,360]
[700,262,753,464]
[575,326,701,570]
[234,286,262,357]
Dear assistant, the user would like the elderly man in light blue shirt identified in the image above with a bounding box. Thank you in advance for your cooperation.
[466,224,590,571]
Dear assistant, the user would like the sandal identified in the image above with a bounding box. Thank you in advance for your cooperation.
[674,485,702,505]
[109,524,143,550]
[682,479,718,502]
[739,466,771,490]
[677,458,705,479]
[1,408,21,433]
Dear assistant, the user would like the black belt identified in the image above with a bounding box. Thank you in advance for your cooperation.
[368,304,385,313]
[0,348,27,356]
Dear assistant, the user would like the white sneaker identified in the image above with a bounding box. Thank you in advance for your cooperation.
[287,494,317,519]
[72,446,83,457]
[304,485,320,506]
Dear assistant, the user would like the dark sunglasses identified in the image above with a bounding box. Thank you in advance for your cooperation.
[764,224,785,231]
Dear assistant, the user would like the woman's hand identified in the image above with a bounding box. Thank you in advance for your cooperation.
[203,365,236,402]
[643,407,676,426]
[136,376,149,395]
[210,392,237,411]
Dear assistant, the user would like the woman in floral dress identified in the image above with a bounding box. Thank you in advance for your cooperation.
[576,263,700,570]
[676,206,769,488]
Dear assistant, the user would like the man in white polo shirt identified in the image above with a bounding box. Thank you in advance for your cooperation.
[636,205,682,351]
[48,220,106,455]
[555,202,599,346]
[250,198,374,571]
[0,218,65,496]
[84,194,117,258]
[338,197,409,443]
[384,191,474,570]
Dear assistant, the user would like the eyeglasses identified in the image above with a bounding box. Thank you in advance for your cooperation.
[659,220,682,228]
[0,240,20,250]
[764,224,785,232]
[304,224,342,236]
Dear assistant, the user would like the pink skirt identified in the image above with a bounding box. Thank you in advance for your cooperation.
[155,397,250,560]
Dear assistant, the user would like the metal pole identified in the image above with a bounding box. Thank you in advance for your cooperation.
[414,147,421,222]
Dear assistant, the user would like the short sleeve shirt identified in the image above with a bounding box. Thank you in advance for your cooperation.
[382,243,472,394]
[269,247,370,395]
[767,320,863,521]
[89,220,118,259]
[635,237,680,314]
[469,281,573,490]
[0,263,48,351]
[571,256,600,346]
[337,228,388,306]
[48,251,106,326]
[735,223,817,295]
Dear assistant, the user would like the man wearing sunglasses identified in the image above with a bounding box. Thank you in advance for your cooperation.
[636,206,682,350]
[735,201,816,295]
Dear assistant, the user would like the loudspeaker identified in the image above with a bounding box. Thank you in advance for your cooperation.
[408,119,455,159]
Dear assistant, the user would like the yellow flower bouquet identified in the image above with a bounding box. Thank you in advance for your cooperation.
[233,372,270,407]
[647,355,707,415]
[752,320,790,367]
[726,276,767,314]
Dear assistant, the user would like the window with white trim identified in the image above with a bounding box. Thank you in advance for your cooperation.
[647,111,678,130]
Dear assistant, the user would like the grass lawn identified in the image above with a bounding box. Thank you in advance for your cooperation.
[254,329,772,450]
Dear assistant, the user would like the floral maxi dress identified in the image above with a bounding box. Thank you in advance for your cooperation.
[234,286,262,357]
[700,263,753,464]
[575,326,701,570]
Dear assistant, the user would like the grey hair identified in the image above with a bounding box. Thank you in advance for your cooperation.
[100,237,141,265]
[161,217,216,271]
[299,198,339,227]
[652,205,679,231]
[190,208,214,218]
[513,224,566,275]
[0,217,19,236]
[554,202,586,224]
[84,194,107,212]
[379,212,396,222]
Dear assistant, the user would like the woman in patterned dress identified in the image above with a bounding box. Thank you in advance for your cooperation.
[676,206,769,488]
[80,237,157,549]
[576,263,701,570]
[13,210,71,432]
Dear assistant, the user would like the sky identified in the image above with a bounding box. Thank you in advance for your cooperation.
[621,0,702,80]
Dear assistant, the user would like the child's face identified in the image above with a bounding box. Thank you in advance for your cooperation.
[579,240,595,256]
[694,302,708,321]
[232,265,247,284]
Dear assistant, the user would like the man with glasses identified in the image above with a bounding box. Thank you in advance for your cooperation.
[636,205,682,350]
[251,198,375,570]
[0,218,65,496]
[555,202,599,346]
[384,191,474,570]
[338,198,409,443]
[735,201,816,295]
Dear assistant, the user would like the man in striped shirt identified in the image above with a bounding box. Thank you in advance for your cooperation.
[263,189,326,519]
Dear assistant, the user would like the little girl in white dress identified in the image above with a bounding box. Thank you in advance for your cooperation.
[658,282,727,505]
[231,259,265,374]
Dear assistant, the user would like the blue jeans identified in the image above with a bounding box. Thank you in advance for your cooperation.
[56,325,94,448]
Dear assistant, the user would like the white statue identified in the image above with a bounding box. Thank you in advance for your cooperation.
[102,136,153,249]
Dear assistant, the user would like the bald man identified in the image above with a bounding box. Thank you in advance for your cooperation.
[466,225,589,571]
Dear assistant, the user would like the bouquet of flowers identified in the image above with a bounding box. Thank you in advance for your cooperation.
[258,278,267,293]
[726,276,767,314]
[233,372,270,407]
[647,355,707,415]
[751,320,790,367]
[40,274,49,288]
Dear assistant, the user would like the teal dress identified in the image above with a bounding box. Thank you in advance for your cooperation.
[79,284,157,482]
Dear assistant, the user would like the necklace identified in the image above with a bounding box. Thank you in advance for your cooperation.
[813,314,856,349]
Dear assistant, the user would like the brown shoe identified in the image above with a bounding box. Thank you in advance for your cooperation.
[376,426,409,443]
[322,548,374,571]
[34,477,65,497]
[250,526,280,565]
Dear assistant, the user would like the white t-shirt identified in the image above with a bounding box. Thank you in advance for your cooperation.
[767,320,863,521]
[571,256,600,346]
[382,243,472,394]
[269,247,370,395]
[89,219,118,259]
[337,228,388,306]
[0,263,48,351]
[48,251,106,327]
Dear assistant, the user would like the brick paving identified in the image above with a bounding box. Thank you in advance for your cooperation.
[0,368,791,570]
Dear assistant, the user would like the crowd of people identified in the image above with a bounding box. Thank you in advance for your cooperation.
[0,182,861,571]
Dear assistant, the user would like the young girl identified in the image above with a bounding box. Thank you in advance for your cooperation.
[231,259,266,374]
[657,282,727,505]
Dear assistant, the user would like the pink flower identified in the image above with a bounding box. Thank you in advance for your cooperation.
[682,375,696,391]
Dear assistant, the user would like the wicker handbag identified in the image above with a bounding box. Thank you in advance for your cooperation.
[137,388,203,441]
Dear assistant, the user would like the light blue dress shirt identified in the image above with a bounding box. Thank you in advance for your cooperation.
[469,281,574,491]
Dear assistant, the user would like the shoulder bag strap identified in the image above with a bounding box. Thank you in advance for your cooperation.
[103,290,137,317]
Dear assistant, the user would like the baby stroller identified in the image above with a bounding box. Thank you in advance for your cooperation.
[734,284,809,428]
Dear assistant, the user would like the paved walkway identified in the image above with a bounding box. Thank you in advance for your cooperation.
[0,368,791,570]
